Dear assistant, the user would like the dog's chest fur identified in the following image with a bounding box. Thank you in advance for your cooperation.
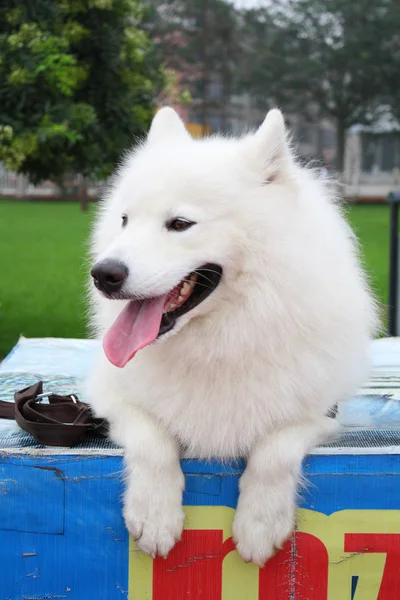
[121,362,276,458]
[116,331,337,459]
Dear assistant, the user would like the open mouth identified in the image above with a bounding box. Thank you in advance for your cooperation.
[103,263,222,368]
[159,263,222,336]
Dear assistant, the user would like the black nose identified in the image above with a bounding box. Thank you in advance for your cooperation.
[91,260,128,296]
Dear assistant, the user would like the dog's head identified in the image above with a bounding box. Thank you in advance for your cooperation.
[91,107,292,367]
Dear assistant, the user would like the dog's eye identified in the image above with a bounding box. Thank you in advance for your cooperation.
[166,218,196,232]
[122,215,128,228]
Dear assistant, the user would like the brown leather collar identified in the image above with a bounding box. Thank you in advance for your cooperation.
[0,381,107,447]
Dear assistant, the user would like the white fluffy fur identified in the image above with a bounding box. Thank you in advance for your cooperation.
[86,107,378,565]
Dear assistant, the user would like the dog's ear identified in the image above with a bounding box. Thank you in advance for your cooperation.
[147,107,190,144]
[242,109,291,182]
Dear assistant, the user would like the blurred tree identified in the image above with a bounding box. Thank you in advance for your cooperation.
[380,11,400,124]
[145,0,239,133]
[239,0,400,172]
[0,0,162,208]
[154,67,192,107]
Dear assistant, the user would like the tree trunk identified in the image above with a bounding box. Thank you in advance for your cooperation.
[80,176,89,212]
[336,119,347,174]
[201,0,209,135]
[220,22,232,133]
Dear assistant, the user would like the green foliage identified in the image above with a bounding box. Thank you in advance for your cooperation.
[0,0,162,185]
[157,67,192,106]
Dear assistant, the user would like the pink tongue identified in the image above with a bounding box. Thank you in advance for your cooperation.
[103,296,167,368]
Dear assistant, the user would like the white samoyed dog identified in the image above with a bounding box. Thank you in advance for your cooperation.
[86,107,378,566]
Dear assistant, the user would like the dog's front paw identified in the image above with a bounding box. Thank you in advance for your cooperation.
[232,477,295,567]
[123,465,185,559]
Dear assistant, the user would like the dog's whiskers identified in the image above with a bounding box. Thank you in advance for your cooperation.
[193,271,219,286]
[195,268,222,275]
[181,278,210,290]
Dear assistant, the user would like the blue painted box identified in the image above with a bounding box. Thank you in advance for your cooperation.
[1,337,400,600]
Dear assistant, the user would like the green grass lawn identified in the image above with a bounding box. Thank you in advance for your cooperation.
[346,204,389,314]
[0,200,94,358]
[0,200,391,358]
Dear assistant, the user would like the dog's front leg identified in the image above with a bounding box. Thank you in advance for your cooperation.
[233,417,338,566]
[110,405,185,558]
